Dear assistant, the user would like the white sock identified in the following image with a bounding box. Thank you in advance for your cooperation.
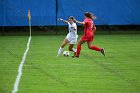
[57,47,63,56]
[72,48,77,53]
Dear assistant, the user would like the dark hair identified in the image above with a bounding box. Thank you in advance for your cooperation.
[84,12,96,20]
[69,16,74,20]
[69,16,76,22]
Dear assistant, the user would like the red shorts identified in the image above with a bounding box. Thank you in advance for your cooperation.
[81,33,94,42]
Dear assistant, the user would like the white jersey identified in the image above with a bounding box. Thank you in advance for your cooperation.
[67,22,77,38]
[66,22,78,44]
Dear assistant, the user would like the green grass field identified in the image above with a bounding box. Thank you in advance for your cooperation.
[0,34,140,93]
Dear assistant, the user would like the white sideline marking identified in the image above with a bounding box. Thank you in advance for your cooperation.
[12,36,31,93]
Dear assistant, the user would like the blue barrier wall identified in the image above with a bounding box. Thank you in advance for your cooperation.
[0,0,56,26]
[0,0,140,26]
[57,0,140,25]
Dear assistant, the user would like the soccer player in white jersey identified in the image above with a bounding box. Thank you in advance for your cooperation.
[57,16,78,57]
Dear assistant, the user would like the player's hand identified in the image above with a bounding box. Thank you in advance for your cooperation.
[94,26,96,31]
[93,26,96,33]
[57,18,63,21]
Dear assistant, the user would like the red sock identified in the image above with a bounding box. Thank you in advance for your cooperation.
[76,44,81,57]
[91,46,102,51]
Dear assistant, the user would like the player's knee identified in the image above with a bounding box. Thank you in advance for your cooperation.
[69,47,72,51]
[88,46,92,49]
[69,47,73,51]
[78,43,81,46]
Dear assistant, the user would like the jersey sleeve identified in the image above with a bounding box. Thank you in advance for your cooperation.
[83,18,88,24]
[68,22,70,25]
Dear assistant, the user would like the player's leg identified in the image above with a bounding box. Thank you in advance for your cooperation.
[87,40,102,51]
[69,38,77,53]
[69,44,76,52]
[75,38,86,57]
[87,41,105,56]
[57,38,69,56]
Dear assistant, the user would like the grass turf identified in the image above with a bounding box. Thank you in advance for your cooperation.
[0,34,140,93]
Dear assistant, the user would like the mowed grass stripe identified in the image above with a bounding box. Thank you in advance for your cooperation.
[12,36,31,93]
[17,35,140,93]
[0,36,29,93]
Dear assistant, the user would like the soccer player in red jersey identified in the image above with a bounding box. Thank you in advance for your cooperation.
[73,12,105,58]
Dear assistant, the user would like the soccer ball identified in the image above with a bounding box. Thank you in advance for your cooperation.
[63,51,70,57]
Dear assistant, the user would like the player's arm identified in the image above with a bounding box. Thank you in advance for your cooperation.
[75,20,86,25]
[73,24,77,31]
[70,26,77,31]
[93,26,96,33]
[76,21,86,25]
[74,18,86,25]
[58,18,68,24]
[73,26,77,31]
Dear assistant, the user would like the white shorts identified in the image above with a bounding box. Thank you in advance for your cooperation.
[66,34,78,44]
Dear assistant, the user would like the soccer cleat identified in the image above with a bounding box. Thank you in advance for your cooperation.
[72,52,79,58]
[101,49,105,56]
[72,55,79,58]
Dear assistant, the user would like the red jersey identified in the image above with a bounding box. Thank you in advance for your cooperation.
[83,18,94,35]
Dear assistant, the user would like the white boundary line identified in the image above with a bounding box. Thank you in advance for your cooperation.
[12,36,31,93]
